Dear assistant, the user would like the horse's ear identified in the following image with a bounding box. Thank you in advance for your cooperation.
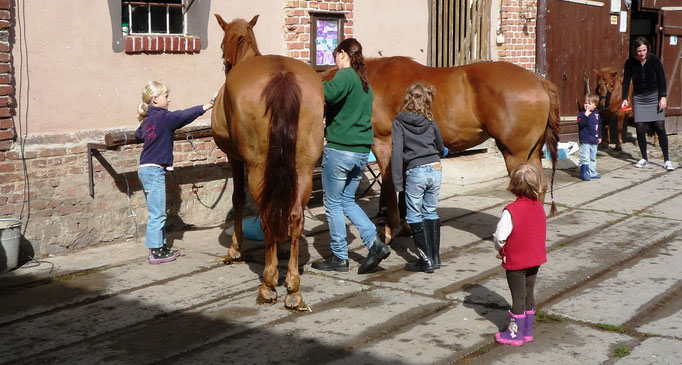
[249,15,259,28]
[215,14,227,29]
[610,70,618,77]
[593,69,599,75]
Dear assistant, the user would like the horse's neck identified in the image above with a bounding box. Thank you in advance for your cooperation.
[238,46,260,61]
[611,76,624,101]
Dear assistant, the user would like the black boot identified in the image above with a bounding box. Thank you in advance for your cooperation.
[311,254,349,272]
[357,235,391,274]
[405,222,434,273]
[425,218,441,269]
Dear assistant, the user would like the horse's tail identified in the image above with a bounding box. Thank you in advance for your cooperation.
[540,77,561,217]
[260,69,301,241]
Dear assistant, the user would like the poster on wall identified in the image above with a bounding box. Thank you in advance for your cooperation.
[316,19,339,66]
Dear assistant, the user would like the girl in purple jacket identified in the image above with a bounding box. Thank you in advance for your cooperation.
[135,81,215,264]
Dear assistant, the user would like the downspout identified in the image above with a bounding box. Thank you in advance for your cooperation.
[535,0,547,78]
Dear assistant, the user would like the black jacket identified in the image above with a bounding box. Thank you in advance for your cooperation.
[391,112,444,192]
[622,54,667,100]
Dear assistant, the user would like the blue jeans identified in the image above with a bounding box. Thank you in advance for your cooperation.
[405,164,442,224]
[138,166,167,249]
[322,147,376,260]
[579,143,598,177]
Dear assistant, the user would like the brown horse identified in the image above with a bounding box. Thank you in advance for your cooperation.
[325,57,559,242]
[212,15,324,310]
[593,67,634,151]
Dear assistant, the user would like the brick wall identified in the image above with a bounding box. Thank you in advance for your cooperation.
[283,0,354,63]
[0,129,247,256]
[498,0,536,71]
[0,0,11,152]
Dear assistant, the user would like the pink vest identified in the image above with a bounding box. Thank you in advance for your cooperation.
[501,197,547,270]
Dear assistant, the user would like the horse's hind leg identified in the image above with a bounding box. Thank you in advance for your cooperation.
[225,159,245,263]
[284,203,305,310]
[258,236,279,304]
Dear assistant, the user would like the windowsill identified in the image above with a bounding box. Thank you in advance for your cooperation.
[124,35,201,54]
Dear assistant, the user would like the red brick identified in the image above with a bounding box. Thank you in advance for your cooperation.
[0,128,14,140]
[0,203,15,215]
[0,42,8,52]
[0,10,9,20]
[0,162,13,172]
[6,150,35,160]
[0,139,12,151]
[0,118,11,128]
[0,0,9,10]
[0,107,10,117]
[0,85,12,96]
[0,63,11,73]
[38,148,66,157]
[0,20,9,29]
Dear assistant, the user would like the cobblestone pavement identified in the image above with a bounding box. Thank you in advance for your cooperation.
[1,129,680,364]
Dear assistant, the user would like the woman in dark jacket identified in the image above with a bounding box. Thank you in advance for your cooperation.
[621,37,674,171]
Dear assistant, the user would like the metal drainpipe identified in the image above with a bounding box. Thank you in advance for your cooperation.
[536,0,547,78]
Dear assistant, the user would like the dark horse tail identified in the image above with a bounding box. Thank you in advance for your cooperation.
[540,78,561,217]
[260,69,301,240]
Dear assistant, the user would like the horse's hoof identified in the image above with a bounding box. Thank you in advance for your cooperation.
[284,293,307,311]
[615,145,622,152]
[257,286,278,305]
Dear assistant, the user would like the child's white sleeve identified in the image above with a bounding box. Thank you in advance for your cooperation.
[493,209,513,251]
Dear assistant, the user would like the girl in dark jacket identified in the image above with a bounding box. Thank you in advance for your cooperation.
[391,83,445,273]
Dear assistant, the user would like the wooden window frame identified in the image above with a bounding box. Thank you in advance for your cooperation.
[122,1,187,35]
[310,12,346,71]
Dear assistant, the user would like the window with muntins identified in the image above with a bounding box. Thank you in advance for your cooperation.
[122,1,186,35]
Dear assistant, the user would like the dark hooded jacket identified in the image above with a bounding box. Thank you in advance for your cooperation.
[391,111,445,192]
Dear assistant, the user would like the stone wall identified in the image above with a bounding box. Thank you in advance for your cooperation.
[1,128,240,256]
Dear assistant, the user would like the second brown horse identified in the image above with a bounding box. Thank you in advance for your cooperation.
[326,57,560,242]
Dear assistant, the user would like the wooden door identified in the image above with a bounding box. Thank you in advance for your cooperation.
[658,7,682,132]
[545,0,630,141]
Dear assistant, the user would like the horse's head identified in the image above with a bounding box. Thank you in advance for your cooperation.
[593,67,619,110]
[215,14,262,76]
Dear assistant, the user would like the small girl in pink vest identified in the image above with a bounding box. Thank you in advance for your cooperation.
[493,162,548,346]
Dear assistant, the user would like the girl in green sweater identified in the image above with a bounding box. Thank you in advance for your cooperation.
[311,38,391,274]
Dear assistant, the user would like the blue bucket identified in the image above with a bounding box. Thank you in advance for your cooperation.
[242,216,264,241]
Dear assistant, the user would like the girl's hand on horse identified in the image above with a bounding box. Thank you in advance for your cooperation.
[204,92,219,111]
[659,97,667,110]
[621,100,628,109]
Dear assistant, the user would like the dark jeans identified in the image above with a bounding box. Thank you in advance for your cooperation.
[506,266,540,315]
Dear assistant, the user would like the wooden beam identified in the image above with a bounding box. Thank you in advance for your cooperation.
[104,125,213,149]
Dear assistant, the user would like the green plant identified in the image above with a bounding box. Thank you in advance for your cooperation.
[536,311,565,322]
[595,323,625,333]
[613,344,630,357]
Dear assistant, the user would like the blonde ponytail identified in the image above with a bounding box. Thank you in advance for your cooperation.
[138,81,168,122]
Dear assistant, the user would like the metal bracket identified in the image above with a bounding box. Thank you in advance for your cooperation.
[87,143,107,198]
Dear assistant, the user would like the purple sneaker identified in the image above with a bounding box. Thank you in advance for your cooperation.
[495,311,526,346]
[148,247,178,264]
[162,245,181,258]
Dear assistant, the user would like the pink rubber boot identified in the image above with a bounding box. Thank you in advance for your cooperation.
[524,309,535,342]
[495,311,526,346]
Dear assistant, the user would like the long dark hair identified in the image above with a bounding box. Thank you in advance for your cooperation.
[334,38,369,92]
[631,36,652,58]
